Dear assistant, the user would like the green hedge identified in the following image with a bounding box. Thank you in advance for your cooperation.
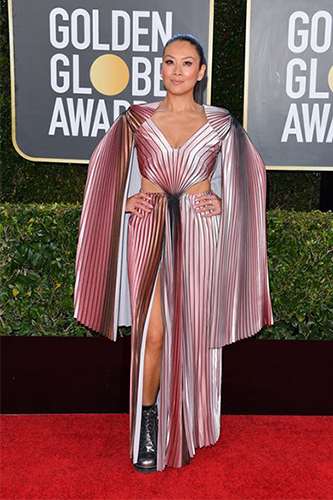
[1,203,332,340]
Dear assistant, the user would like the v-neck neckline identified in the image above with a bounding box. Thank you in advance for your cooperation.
[147,104,210,151]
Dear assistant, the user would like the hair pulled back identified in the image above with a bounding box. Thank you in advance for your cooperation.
[162,33,207,104]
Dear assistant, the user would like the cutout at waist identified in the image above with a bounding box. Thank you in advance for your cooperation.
[140,176,211,195]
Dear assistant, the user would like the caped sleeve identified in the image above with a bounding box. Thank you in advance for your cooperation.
[73,110,135,339]
[210,113,274,348]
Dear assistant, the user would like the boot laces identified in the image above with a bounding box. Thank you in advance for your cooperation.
[139,406,157,455]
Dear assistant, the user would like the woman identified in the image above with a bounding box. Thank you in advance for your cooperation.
[74,33,274,473]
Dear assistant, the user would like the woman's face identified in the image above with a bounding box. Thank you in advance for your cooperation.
[161,40,206,97]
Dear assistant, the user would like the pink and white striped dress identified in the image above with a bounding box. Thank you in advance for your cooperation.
[129,103,224,470]
[74,101,274,472]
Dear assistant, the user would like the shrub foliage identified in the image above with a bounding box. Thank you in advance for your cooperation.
[1,204,332,340]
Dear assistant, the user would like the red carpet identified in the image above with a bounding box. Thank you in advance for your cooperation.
[1,414,332,499]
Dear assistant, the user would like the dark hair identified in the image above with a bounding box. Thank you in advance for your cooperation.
[162,33,207,104]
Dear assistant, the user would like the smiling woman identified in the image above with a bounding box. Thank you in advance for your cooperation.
[74,33,274,474]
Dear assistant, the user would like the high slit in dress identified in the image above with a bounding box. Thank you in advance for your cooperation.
[127,112,223,470]
[73,101,274,472]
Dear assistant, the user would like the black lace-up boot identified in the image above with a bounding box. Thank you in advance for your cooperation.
[134,404,158,473]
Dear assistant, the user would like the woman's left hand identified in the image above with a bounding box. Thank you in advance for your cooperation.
[193,192,222,216]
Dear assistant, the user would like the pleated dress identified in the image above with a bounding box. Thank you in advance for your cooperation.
[73,101,274,472]
[128,110,222,470]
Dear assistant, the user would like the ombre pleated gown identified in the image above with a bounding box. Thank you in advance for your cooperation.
[74,101,274,473]
[127,111,223,471]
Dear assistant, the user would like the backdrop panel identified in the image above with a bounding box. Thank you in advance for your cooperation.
[8,0,214,162]
[244,0,333,171]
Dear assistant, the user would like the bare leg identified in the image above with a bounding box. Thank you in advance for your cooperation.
[142,271,164,405]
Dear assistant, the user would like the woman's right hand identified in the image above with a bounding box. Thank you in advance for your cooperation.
[125,192,154,218]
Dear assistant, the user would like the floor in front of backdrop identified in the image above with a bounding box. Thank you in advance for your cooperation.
[1,414,332,500]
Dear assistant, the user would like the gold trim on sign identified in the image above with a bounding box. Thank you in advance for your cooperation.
[206,0,215,105]
[265,166,332,171]
[243,0,251,131]
[242,0,332,172]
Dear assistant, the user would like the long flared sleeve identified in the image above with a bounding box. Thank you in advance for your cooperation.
[73,110,135,340]
[210,114,274,348]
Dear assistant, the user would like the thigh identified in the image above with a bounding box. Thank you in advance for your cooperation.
[147,270,164,335]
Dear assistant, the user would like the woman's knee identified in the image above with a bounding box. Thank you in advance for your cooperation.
[146,327,164,353]
[146,272,164,351]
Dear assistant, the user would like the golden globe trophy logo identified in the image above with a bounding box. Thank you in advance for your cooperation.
[9,0,212,162]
